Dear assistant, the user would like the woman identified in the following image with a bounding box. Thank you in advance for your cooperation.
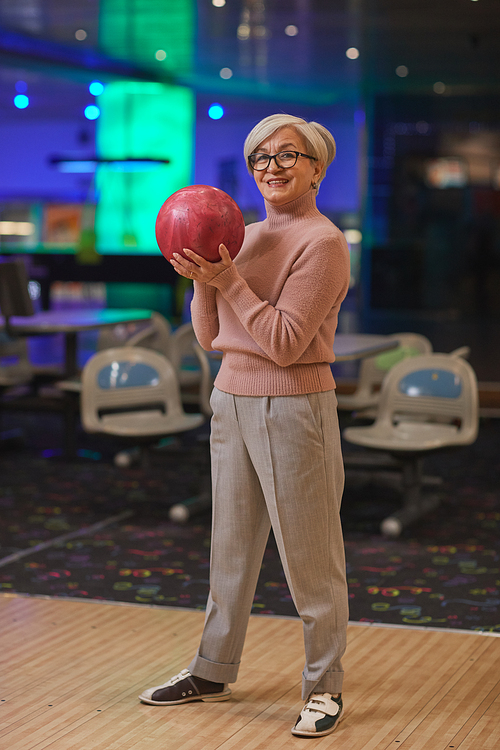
[139,114,350,738]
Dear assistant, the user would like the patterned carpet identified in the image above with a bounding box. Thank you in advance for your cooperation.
[0,411,499,633]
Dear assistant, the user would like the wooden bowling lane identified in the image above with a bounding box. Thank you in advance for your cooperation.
[1,594,499,749]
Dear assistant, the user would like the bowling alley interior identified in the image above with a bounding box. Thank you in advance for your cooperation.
[1,2,500,748]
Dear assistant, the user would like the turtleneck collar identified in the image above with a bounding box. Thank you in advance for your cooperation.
[264,189,321,229]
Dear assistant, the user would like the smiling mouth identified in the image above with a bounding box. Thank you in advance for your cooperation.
[267,179,289,185]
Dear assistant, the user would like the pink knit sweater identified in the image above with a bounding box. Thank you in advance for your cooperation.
[191,189,350,396]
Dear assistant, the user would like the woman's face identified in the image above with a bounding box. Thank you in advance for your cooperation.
[251,127,323,207]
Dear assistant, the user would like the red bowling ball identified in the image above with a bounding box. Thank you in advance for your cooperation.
[155,185,245,263]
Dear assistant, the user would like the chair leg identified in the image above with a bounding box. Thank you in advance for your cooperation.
[114,446,142,467]
[380,456,441,538]
[169,490,212,523]
[140,447,151,470]
[62,392,79,459]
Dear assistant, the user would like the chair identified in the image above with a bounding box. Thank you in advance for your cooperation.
[97,311,174,358]
[0,260,77,453]
[59,317,212,463]
[0,338,33,387]
[81,346,205,466]
[342,352,479,538]
[0,336,34,447]
[99,316,213,416]
[0,258,64,377]
[0,259,35,335]
[337,332,433,414]
[169,322,214,416]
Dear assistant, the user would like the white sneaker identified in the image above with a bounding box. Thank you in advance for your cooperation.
[291,692,344,737]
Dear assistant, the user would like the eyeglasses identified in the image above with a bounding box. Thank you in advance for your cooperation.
[248,150,317,171]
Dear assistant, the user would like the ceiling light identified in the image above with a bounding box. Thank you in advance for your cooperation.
[0,221,35,236]
[89,81,104,96]
[433,81,446,94]
[396,65,409,77]
[75,29,87,41]
[14,94,29,109]
[84,105,100,120]
[285,25,298,36]
[49,157,170,173]
[212,0,226,6]
[219,67,233,79]
[155,49,167,61]
[344,229,362,244]
[208,104,224,120]
[55,161,97,173]
[237,24,251,40]
[346,47,359,60]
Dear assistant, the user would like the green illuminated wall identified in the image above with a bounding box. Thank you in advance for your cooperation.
[99,0,194,75]
[95,82,194,253]
[96,0,195,254]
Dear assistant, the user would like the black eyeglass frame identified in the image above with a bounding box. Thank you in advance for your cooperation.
[248,150,317,171]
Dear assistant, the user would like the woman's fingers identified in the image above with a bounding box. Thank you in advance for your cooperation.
[170,253,197,278]
[170,244,234,283]
[181,248,207,267]
[218,243,232,265]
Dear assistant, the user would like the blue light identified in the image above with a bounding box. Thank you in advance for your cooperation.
[84,104,100,120]
[14,94,29,109]
[57,161,98,173]
[15,80,28,93]
[208,103,224,120]
[89,80,104,96]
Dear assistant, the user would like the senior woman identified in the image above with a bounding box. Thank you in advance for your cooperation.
[139,114,350,738]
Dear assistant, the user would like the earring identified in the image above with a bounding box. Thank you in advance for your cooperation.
[311,181,318,190]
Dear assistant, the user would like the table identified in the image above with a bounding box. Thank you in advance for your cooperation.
[1,308,153,458]
[3,308,153,377]
[333,333,399,361]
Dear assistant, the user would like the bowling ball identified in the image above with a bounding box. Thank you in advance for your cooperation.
[155,185,245,263]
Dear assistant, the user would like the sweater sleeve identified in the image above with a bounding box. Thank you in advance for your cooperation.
[208,233,350,367]
[190,281,220,351]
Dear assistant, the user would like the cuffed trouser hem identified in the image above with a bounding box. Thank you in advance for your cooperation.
[188,651,240,684]
[303,670,344,701]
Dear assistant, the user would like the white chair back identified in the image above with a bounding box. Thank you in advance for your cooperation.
[81,346,203,437]
[169,322,198,373]
[369,352,479,446]
[97,312,173,358]
[170,322,213,415]
[337,332,433,411]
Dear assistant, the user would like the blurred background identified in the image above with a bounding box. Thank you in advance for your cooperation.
[1,0,500,382]
[1,0,500,633]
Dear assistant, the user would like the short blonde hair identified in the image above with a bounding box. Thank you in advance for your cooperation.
[243,114,336,189]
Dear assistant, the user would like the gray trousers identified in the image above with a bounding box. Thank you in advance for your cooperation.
[188,387,348,700]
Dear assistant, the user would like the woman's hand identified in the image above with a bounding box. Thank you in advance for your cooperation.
[170,244,233,284]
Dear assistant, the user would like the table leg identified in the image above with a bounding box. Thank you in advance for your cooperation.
[62,391,79,459]
[64,332,78,377]
[62,332,79,457]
